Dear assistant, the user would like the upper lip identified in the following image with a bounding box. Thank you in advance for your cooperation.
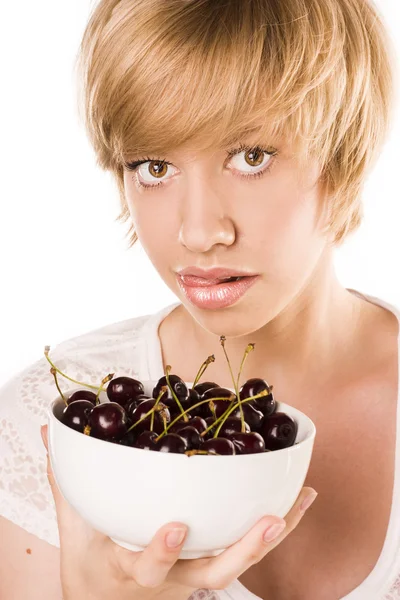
[177,267,257,279]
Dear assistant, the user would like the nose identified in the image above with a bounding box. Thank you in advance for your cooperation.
[178,178,236,253]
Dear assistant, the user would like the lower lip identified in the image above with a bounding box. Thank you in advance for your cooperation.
[176,274,260,309]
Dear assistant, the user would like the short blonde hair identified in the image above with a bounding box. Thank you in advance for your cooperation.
[75,0,397,247]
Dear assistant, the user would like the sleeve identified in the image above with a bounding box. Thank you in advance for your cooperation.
[0,341,80,547]
[0,314,150,547]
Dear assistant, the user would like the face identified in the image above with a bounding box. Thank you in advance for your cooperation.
[123,137,333,338]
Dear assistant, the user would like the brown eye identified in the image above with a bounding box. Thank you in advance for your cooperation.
[148,161,168,178]
[244,148,264,167]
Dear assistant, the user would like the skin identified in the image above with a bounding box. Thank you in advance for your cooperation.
[123,137,400,599]
[0,138,397,599]
[123,135,364,392]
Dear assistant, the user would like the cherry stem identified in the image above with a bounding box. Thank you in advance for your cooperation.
[192,354,215,388]
[155,389,267,443]
[155,393,236,442]
[165,366,189,423]
[44,346,103,392]
[50,368,67,406]
[185,449,220,457]
[210,392,267,439]
[95,373,115,405]
[219,336,246,433]
[126,402,166,434]
[236,343,255,393]
[151,386,167,432]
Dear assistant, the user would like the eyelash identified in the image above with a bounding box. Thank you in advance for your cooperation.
[124,143,278,191]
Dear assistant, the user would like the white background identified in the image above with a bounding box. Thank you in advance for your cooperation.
[0,0,399,386]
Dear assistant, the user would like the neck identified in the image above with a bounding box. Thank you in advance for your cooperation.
[179,255,364,399]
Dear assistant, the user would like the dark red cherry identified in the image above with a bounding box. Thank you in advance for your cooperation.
[135,430,159,451]
[240,403,264,431]
[186,416,208,434]
[203,416,218,439]
[177,426,203,450]
[112,430,137,447]
[130,398,170,435]
[184,388,203,417]
[88,402,128,439]
[125,398,148,418]
[201,387,237,419]
[228,432,265,454]
[239,378,276,416]
[218,416,251,437]
[192,381,219,396]
[259,412,298,450]
[106,376,145,407]
[153,375,189,402]
[62,400,94,432]
[153,376,191,419]
[66,389,97,406]
[157,433,188,454]
[188,387,200,404]
[203,437,236,455]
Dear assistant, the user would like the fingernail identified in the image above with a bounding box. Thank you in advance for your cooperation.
[263,520,286,543]
[166,528,186,548]
[300,491,318,513]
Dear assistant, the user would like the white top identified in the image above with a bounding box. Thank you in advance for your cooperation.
[0,289,399,599]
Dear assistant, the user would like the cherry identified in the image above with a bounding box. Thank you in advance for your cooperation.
[177,426,203,450]
[192,381,219,396]
[218,416,251,437]
[88,402,128,440]
[240,403,264,431]
[106,376,145,407]
[61,400,94,433]
[203,416,218,439]
[228,432,265,454]
[66,389,97,406]
[260,412,298,450]
[135,430,159,451]
[113,430,136,447]
[240,378,276,416]
[157,433,187,454]
[186,416,208,434]
[203,438,236,455]
[200,387,237,419]
[153,375,189,403]
[130,398,170,435]
[126,398,147,418]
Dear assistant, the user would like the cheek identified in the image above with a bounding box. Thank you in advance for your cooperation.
[245,184,326,274]
[124,179,178,265]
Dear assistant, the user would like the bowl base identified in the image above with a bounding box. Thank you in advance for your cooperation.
[110,538,226,559]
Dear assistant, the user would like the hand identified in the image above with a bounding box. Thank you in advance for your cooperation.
[41,424,317,600]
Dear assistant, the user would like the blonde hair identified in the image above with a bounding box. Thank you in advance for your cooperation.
[75,0,398,247]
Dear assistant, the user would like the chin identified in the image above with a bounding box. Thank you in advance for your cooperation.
[183,300,277,339]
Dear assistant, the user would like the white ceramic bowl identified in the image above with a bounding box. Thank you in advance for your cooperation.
[48,380,316,559]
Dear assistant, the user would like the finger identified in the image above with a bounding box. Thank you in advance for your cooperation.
[169,486,317,589]
[114,522,188,587]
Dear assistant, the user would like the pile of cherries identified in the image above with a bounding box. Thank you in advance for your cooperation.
[45,335,297,456]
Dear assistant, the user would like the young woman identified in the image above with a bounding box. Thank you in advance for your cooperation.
[0,0,399,598]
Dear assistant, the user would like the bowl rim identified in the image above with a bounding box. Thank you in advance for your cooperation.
[48,382,316,460]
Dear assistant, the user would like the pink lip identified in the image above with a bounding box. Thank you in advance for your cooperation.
[176,274,260,310]
[177,266,257,280]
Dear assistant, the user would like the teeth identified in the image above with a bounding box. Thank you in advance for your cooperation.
[220,276,242,283]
